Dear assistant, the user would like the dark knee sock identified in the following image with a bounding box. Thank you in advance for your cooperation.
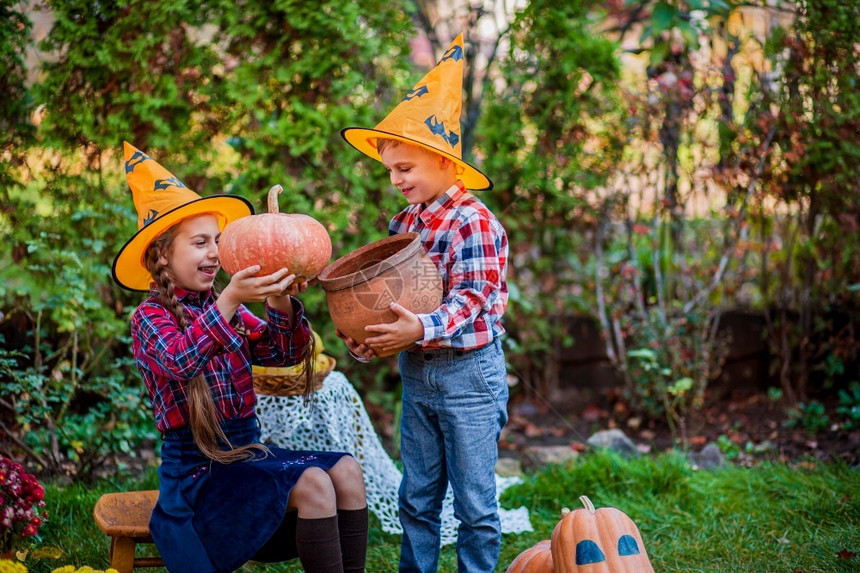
[296,515,343,573]
[338,507,369,573]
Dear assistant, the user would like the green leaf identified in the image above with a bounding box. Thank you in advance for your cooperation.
[677,20,700,47]
[669,377,694,396]
[652,2,677,34]
[629,348,658,360]
[650,42,669,66]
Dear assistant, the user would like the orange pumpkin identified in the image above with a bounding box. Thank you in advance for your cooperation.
[506,539,554,573]
[551,495,654,573]
[219,185,332,280]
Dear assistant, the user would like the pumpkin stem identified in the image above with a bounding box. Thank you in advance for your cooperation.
[267,184,283,214]
[561,507,571,518]
[579,495,596,512]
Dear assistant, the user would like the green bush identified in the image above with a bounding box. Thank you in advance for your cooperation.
[837,382,860,430]
[0,0,414,477]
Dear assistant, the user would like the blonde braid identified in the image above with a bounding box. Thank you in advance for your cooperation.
[144,233,267,464]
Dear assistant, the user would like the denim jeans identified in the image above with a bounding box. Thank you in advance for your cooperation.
[397,338,509,573]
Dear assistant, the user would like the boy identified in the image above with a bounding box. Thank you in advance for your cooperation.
[339,35,509,573]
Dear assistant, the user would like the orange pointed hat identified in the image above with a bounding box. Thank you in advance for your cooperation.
[341,34,492,190]
[112,142,253,292]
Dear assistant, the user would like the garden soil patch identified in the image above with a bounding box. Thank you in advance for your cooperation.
[500,380,860,468]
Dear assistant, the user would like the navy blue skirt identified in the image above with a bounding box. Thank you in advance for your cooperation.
[150,416,349,573]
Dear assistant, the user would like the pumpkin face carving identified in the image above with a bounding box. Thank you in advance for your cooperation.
[551,495,654,573]
[506,539,553,573]
[218,185,332,281]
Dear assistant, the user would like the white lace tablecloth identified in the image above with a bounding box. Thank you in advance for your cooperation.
[256,370,532,546]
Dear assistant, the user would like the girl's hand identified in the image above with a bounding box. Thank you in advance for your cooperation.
[267,276,311,313]
[336,329,377,363]
[217,266,295,321]
[276,277,311,298]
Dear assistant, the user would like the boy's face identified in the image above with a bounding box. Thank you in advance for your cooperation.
[160,213,221,292]
[379,142,456,206]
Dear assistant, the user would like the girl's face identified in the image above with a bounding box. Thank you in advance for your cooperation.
[380,142,456,206]
[160,214,221,292]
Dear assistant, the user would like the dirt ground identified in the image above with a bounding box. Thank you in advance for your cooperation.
[497,380,860,467]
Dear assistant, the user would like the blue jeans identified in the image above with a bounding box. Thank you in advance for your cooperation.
[397,338,509,573]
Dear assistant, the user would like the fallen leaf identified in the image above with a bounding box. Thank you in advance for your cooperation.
[581,403,604,422]
[29,546,65,559]
[524,423,543,438]
[509,414,531,428]
[837,548,857,560]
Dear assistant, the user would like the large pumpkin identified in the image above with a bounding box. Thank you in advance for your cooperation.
[551,496,654,573]
[219,185,332,280]
[506,539,554,573]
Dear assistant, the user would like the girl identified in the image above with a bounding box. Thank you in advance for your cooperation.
[112,143,367,573]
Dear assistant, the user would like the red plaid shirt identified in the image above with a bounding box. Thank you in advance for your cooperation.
[389,180,508,350]
[130,287,311,433]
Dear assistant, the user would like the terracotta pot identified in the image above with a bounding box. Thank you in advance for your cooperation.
[318,233,442,357]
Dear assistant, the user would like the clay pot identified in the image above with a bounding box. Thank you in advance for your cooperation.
[318,233,442,357]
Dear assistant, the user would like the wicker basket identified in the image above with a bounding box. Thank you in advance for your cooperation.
[252,354,336,397]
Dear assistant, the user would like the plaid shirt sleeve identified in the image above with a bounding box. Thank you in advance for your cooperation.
[133,300,244,381]
[417,211,507,342]
[237,297,312,367]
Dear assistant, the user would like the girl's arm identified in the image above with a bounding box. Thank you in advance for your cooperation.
[237,298,312,368]
[132,301,244,380]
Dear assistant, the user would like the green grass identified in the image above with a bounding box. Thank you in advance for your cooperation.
[16,451,860,572]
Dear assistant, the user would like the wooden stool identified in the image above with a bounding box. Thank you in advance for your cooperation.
[93,490,163,573]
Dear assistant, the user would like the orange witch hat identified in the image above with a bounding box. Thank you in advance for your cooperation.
[112,142,253,291]
[341,34,492,190]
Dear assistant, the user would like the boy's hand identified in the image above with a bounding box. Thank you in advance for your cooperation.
[363,303,423,355]
[336,329,377,363]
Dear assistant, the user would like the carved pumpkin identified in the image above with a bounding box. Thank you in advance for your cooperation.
[506,539,554,573]
[219,185,332,280]
[551,495,654,573]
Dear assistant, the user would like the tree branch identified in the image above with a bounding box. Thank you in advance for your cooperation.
[683,124,777,314]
